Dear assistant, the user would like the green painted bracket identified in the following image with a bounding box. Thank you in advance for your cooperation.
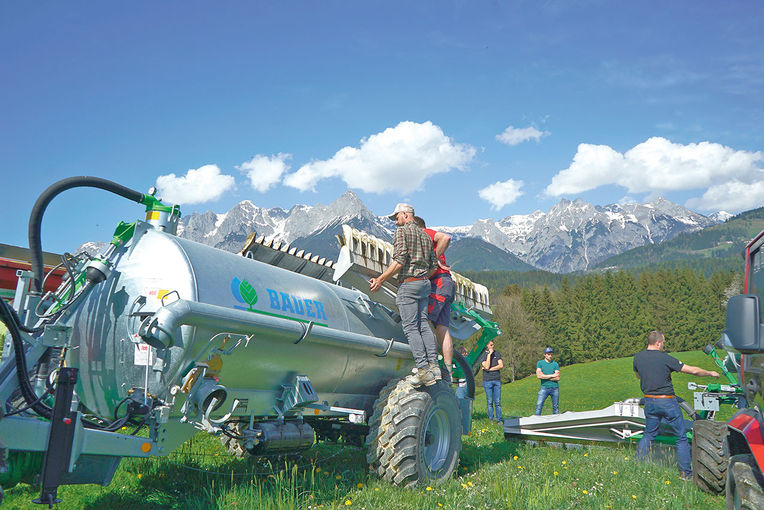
[450,301,502,379]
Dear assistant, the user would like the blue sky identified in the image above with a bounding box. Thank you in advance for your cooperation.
[2,1,763,253]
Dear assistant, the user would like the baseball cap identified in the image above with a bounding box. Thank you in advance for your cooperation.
[544,347,554,354]
[388,203,415,220]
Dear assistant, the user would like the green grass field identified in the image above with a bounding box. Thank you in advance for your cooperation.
[2,351,729,509]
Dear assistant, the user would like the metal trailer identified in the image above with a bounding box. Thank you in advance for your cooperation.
[0,177,500,506]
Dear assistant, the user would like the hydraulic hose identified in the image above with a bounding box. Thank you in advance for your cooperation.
[0,297,53,418]
[28,176,144,293]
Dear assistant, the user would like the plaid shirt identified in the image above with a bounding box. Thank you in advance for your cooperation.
[392,222,436,279]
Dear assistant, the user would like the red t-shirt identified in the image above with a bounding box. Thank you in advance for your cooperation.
[424,228,450,278]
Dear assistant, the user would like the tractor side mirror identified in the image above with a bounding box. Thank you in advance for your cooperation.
[725,294,762,353]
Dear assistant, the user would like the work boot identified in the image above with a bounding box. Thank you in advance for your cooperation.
[409,367,436,387]
[429,363,442,381]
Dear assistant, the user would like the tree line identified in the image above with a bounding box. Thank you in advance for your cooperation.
[481,267,742,383]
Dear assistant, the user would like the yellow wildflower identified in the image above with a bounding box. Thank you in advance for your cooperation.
[553,471,559,476]
[426,486,433,491]
[583,490,588,494]
[461,483,468,489]
[374,488,379,491]
[336,475,342,480]
[562,460,566,465]
[137,473,142,479]
[344,500,352,506]
[357,483,363,489]
[467,481,473,487]
[665,480,670,485]
[513,455,518,460]
[632,495,637,499]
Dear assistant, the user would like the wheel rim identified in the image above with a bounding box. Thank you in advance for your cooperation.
[422,404,451,473]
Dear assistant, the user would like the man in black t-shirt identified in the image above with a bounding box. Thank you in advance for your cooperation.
[479,340,503,423]
[633,331,719,480]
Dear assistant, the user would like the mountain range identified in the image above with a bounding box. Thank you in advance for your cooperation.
[177,191,729,274]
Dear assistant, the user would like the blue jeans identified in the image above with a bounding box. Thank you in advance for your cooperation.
[483,380,502,421]
[637,397,691,476]
[396,280,438,369]
[535,386,559,415]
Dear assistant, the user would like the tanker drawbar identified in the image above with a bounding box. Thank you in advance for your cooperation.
[0,177,499,505]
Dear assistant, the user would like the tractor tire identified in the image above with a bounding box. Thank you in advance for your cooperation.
[220,422,248,459]
[692,419,729,494]
[365,378,461,487]
[726,454,764,510]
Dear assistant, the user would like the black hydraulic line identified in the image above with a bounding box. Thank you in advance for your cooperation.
[453,350,476,400]
[0,298,53,418]
[28,176,144,293]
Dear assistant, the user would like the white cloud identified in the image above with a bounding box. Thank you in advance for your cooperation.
[545,137,764,212]
[496,125,550,146]
[237,153,291,193]
[686,180,764,213]
[478,178,524,210]
[156,164,235,205]
[283,121,476,193]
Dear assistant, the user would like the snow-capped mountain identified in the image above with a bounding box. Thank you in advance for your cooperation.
[178,191,395,254]
[171,192,726,274]
[434,198,720,273]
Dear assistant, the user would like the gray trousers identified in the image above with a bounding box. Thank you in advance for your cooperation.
[396,279,438,369]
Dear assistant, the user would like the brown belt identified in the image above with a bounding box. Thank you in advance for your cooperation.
[644,394,675,399]
[403,277,427,283]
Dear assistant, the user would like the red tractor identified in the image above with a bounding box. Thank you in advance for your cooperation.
[720,227,764,509]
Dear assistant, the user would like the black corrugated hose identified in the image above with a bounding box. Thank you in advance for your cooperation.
[28,176,144,293]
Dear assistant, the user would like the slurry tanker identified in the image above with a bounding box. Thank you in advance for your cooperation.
[0,177,499,506]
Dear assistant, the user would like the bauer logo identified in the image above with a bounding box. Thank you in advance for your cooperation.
[231,278,327,321]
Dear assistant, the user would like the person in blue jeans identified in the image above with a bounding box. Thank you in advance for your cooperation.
[535,347,560,415]
[633,331,719,479]
[480,340,503,423]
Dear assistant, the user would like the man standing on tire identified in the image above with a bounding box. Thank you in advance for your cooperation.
[414,216,455,382]
[370,203,438,387]
[633,330,719,480]
[479,340,503,424]
[535,347,560,415]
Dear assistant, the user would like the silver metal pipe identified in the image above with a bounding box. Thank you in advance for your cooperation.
[143,299,411,358]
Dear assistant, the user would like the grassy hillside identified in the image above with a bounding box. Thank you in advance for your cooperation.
[594,207,764,276]
[2,351,729,509]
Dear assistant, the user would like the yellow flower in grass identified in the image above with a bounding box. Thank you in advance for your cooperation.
[665,480,670,485]
[553,471,559,476]
[426,486,433,491]
[357,483,363,488]
[631,495,637,499]
[374,487,379,491]
[467,481,473,487]
[583,490,588,494]
[624,456,629,460]
[612,471,617,475]
[336,475,342,480]
[461,483,468,489]
[438,504,443,508]
[561,461,566,465]
[513,455,518,460]
[137,473,142,479]
[344,500,352,506]
[583,453,588,457]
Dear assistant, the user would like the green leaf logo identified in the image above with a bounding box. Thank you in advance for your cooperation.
[239,279,258,311]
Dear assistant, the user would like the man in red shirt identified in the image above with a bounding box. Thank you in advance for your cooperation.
[415,216,455,381]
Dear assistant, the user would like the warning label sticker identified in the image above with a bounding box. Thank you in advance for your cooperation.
[134,343,154,366]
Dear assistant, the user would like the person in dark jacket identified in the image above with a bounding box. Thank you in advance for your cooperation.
[479,340,503,423]
[633,330,719,480]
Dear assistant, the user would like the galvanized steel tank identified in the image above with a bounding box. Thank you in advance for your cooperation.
[64,223,414,419]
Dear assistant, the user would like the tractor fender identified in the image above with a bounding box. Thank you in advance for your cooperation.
[728,409,764,476]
